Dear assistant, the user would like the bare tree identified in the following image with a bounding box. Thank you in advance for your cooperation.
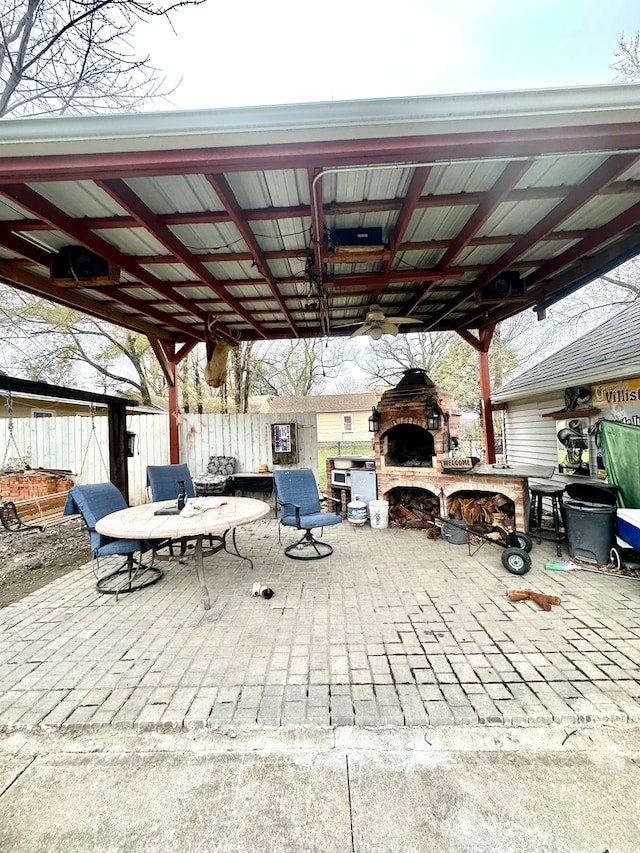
[250,338,351,397]
[612,31,640,82]
[0,0,206,118]
[0,285,166,402]
[358,331,454,391]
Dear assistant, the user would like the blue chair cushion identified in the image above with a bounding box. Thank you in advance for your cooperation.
[146,464,195,502]
[64,483,127,527]
[275,469,322,515]
[280,510,342,530]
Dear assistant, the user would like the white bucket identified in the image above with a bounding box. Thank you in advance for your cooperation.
[369,500,389,529]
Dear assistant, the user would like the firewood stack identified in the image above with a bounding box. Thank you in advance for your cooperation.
[388,488,516,538]
[388,488,440,529]
[449,493,515,534]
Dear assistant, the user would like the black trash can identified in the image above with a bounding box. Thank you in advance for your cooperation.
[562,482,618,565]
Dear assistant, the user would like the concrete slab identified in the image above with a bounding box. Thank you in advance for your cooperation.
[0,727,639,853]
[0,748,351,853]
[348,750,640,853]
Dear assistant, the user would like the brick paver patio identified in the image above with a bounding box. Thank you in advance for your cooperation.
[1,517,639,731]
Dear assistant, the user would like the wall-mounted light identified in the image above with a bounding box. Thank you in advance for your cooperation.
[125,430,137,458]
[368,406,381,432]
[425,396,441,431]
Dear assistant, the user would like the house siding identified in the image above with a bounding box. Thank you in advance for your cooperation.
[503,391,603,488]
[317,410,372,443]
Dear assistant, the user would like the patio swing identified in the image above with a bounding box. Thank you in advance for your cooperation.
[76,403,111,485]
[1,392,45,533]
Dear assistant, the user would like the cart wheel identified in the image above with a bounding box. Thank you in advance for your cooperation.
[502,547,531,575]
[610,546,622,570]
[513,531,534,553]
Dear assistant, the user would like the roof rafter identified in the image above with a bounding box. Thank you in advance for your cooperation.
[0,260,177,340]
[422,151,640,331]
[97,178,264,339]
[405,159,533,316]
[0,182,209,340]
[204,173,299,336]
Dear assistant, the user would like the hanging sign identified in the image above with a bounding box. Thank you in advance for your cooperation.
[271,422,298,464]
[591,378,640,426]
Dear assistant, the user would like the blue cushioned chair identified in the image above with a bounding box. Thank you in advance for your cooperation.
[64,483,163,596]
[146,464,195,502]
[273,468,341,560]
[146,463,198,558]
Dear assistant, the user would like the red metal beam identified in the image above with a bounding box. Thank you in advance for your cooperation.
[204,173,298,336]
[0,260,181,341]
[381,167,431,279]
[455,327,497,461]
[0,229,52,267]
[97,178,263,339]
[422,151,640,331]
[456,208,640,332]
[3,180,637,236]
[404,161,532,316]
[0,183,208,340]
[527,199,640,289]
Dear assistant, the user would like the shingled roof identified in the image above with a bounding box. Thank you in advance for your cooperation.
[263,392,377,414]
[492,299,640,402]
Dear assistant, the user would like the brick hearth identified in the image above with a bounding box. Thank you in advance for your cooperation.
[376,468,530,531]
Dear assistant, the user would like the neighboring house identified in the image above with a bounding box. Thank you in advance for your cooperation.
[0,392,165,419]
[262,392,378,443]
[491,300,640,484]
[0,393,108,419]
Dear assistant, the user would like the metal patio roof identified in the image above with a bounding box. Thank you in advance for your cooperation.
[0,83,639,351]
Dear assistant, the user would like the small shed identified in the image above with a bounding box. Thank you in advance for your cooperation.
[491,300,640,484]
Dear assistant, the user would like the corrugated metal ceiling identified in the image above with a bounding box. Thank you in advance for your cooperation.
[0,85,638,348]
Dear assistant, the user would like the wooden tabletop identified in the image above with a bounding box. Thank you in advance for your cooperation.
[95,496,270,540]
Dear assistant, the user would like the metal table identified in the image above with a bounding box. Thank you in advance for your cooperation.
[231,472,274,495]
[96,497,270,610]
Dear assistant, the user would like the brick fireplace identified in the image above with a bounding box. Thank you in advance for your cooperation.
[374,369,530,530]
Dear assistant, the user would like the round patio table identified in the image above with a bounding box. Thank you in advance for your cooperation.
[96,497,270,610]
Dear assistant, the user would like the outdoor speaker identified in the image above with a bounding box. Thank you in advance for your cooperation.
[330,227,384,249]
[478,271,525,303]
[52,245,110,280]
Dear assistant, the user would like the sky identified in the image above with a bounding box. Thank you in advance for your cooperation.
[139,0,640,111]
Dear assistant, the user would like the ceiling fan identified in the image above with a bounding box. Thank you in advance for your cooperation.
[344,305,420,340]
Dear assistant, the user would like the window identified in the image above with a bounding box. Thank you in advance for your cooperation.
[342,414,354,433]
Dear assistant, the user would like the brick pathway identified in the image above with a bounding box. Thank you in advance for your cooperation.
[1,517,639,731]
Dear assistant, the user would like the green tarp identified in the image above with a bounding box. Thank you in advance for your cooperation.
[596,419,640,508]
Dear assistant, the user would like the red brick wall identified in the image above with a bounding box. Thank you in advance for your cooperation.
[0,472,75,500]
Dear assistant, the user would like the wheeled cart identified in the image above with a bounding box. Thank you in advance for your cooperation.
[421,511,533,575]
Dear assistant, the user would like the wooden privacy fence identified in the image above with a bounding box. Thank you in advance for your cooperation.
[0,411,317,505]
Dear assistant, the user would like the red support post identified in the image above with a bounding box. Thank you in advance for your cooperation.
[168,379,179,464]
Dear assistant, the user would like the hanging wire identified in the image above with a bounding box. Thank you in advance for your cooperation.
[77,404,110,481]
[1,392,26,471]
